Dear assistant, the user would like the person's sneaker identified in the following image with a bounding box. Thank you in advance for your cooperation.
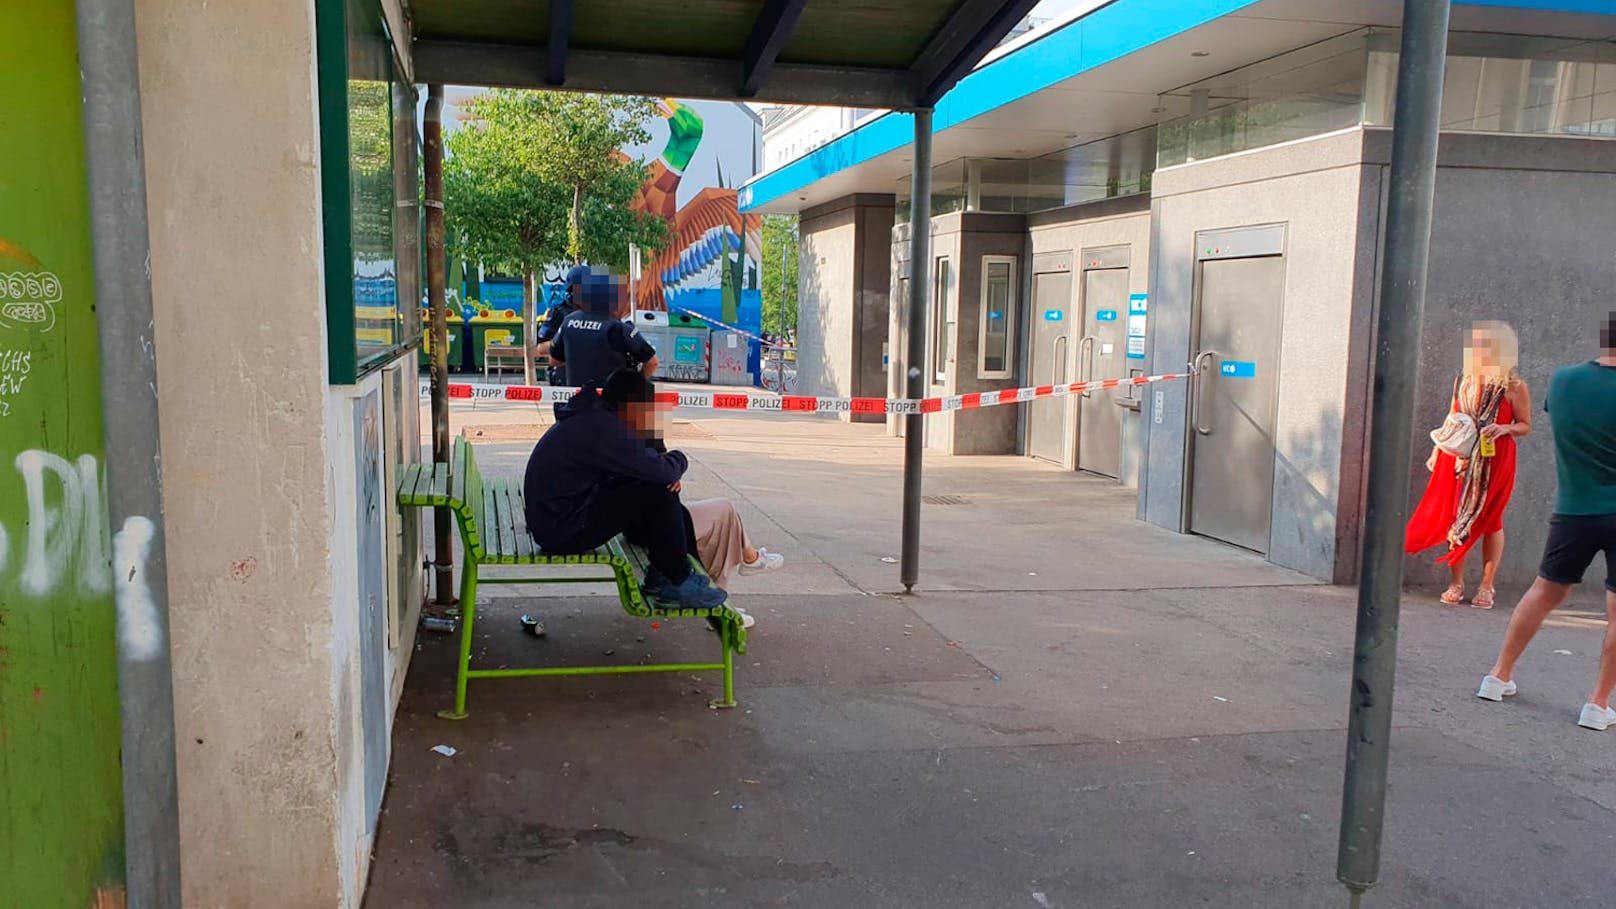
[1577,703,1615,731]
[739,547,784,575]
[1477,675,1518,702]
[653,572,728,610]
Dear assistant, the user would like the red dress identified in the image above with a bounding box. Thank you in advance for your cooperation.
[1405,393,1517,565]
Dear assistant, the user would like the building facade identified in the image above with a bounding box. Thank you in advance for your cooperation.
[743,0,1616,588]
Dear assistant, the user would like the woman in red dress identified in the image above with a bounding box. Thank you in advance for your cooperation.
[1405,321,1533,608]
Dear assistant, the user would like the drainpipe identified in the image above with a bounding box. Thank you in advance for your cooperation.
[1337,1,1451,905]
[74,0,183,904]
[900,110,933,593]
[424,85,454,606]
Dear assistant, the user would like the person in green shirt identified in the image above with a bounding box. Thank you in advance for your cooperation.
[1479,311,1616,730]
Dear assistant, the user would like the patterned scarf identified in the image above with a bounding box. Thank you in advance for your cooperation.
[1447,375,1507,548]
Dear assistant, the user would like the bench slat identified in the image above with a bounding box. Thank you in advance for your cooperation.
[420,462,440,503]
[508,485,536,560]
[491,480,520,565]
[431,462,451,504]
[482,482,505,562]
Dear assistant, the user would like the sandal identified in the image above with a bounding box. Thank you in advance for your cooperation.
[1471,586,1496,609]
[1440,583,1466,605]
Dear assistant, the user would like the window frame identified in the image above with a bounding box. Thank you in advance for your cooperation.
[930,255,953,384]
[977,255,1018,380]
[315,0,419,385]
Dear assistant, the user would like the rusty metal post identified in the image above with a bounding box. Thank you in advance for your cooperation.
[424,85,454,606]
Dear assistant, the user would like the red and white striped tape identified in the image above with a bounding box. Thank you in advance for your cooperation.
[419,371,1193,416]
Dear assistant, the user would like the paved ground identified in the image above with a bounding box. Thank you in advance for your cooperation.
[366,404,1614,908]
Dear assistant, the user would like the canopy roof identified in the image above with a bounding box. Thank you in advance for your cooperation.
[409,0,1044,110]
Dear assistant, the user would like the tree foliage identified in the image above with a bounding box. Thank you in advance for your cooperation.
[760,215,799,334]
[443,89,666,285]
[517,92,663,262]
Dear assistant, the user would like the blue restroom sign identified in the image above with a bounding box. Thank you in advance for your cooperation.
[1095,309,1118,322]
[1220,360,1257,379]
[1044,309,1063,321]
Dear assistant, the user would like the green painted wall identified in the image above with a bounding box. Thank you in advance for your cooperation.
[0,2,127,907]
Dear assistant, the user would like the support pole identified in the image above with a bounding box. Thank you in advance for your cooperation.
[75,0,183,903]
[1338,0,1450,900]
[900,110,933,593]
[777,237,788,391]
[424,85,455,606]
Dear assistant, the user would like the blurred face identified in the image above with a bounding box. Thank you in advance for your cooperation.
[620,399,669,439]
[1602,312,1615,352]
[1468,328,1502,370]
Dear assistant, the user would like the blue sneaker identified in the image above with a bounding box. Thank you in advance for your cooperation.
[653,572,728,610]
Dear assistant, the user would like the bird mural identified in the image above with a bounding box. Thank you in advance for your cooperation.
[631,99,762,324]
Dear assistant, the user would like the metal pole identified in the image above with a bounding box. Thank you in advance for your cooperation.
[1338,0,1450,900]
[75,0,183,903]
[777,237,787,391]
[900,110,933,593]
[424,85,455,607]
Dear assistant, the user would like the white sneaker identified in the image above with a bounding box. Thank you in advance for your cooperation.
[739,547,784,576]
[1477,675,1518,702]
[1577,703,1615,731]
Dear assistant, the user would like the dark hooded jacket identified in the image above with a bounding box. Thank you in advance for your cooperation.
[521,389,688,547]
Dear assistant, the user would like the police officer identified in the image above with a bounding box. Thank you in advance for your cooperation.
[535,264,590,385]
[550,271,657,390]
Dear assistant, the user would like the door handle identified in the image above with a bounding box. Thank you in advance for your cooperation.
[1192,350,1218,436]
[1053,335,1069,385]
[1078,335,1098,397]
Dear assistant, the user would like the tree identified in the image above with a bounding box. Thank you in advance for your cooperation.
[520,92,663,263]
[761,215,799,338]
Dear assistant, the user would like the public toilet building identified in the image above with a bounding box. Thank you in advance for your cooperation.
[744,0,1616,586]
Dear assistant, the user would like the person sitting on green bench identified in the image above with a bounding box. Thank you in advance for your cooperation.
[521,369,727,610]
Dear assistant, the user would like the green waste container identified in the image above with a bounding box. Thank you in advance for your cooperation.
[468,313,524,373]
[634,311,710,383]
[420,320,466,372]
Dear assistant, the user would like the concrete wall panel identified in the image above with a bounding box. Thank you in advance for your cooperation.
[136,0,344,903]
[1148,131,1369,580]
[1396,137,1616,594]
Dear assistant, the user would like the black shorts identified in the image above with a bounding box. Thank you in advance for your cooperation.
[1539,513,1616,592]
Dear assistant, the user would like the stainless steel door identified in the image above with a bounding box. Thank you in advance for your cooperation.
[1077,268,1129,478]
[1188,256,1284,553]
[1027,270,1072,463]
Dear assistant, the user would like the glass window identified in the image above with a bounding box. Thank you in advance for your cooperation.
[348,0,397,368]
[1157,31,1371,168]
[318,0,417,383]
[979,257,1016,378]
[931,256,952,383]
[1365,31,1616,138]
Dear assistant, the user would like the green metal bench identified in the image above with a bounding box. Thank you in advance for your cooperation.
[397,435,747,719]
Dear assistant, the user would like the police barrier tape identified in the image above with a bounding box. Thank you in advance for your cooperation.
[418,370,1195,416]
[669,306,795,352]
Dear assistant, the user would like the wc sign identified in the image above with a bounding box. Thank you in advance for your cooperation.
[1220,360,1257,379]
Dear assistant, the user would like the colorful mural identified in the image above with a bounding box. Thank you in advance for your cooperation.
[630,100,764,345]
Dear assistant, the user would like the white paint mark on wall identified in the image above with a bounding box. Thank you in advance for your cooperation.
[0,347,32,418]
[114,515,162,661]
[11,450,112,598]
[0,520,8,576]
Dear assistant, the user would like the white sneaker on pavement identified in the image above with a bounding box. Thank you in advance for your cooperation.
[739,547,784,576]
[1477,675,1518,702]
[1577,703,1615,731]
